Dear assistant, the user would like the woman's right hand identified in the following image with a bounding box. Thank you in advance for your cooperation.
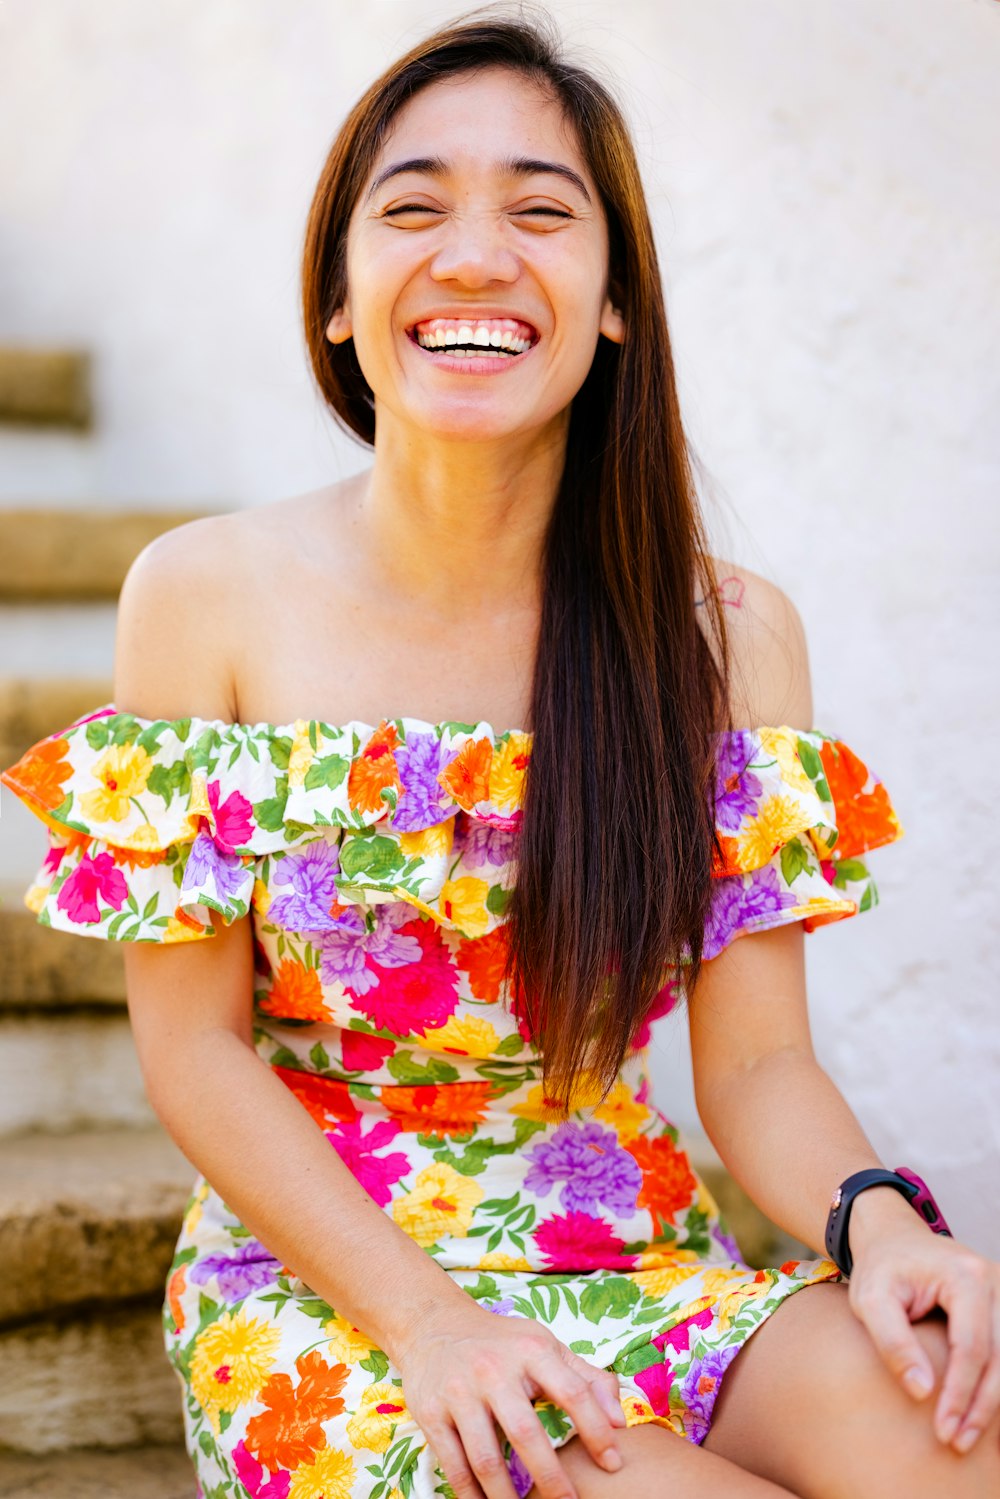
[394,1300,627,1499]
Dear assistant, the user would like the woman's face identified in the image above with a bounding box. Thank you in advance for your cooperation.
[328,65,624,445]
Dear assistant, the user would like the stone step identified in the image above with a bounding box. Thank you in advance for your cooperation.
[0,899,126,1013]
[0,1127,194,1327]
[0,348,91,430]
[0,506,216,601]
[0,1013,155,1137]
[0,675,112,780]
[0,1444,193,1498]
[0,1304,185,1454]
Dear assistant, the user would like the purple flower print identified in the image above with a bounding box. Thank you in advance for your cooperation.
[713,731,763,832]
[189,1241,283,1303]
[506,1447,535,1499]
[267,840,341,932]
[702,866,796,961]
[679,1343,740,1444]
[460,818,518,869]
[182,830,250,909]
[524,1122,643,1217]
[392,731,455,831]
[316,903,423,995]
[710,1223,746,1263]
[484,1296,521,1317]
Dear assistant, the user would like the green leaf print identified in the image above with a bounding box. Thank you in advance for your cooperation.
[859,883,875,912]
[494,1032,525,1056]
[360,1349,390,1380]
[486,883,511,917]
[779,838,812,885]
[795,736,831,800]
[580,1277,641,1323]
[147,757,192,807]
[309,1042,330,1071]
[616,1341,663,1376]
[832,858,869,886]
[304,753,351,790]
[254,786,290,832]
[388,1051,461,1085]
[467,1274,501,1301]
[535,1402,572,1440]
[340,833,407,882]
[569,1340,596,1355]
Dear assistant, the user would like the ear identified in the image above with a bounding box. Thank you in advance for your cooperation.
[599,293,625,345]
[326,304,353,345]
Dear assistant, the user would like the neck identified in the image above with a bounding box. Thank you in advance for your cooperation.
[352,414,567,624]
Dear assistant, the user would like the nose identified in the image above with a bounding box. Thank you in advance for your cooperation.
[429,212,520,288]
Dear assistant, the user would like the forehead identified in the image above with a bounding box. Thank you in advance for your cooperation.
[369,65,587,181]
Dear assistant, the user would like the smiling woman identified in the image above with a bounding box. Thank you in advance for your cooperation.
[4,5,998,1499]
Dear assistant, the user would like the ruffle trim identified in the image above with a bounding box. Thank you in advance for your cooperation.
[1,704,903,945]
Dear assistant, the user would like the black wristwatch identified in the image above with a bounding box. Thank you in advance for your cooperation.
[825,1166,953,1279]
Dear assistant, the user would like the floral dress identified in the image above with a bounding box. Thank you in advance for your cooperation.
[1,704,904,1499]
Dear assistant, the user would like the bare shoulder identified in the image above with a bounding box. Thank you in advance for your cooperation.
[113,509,252,723]
[702,556,814,729]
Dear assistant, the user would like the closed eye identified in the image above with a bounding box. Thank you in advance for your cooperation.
[382,205,572,219]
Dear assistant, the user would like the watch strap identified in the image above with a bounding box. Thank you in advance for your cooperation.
[824,1168,918,1278]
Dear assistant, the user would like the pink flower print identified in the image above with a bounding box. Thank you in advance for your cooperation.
[820,858,837,886]
[56,849,129,924]
[532,1211,638,1271]
[317,904,423,996]
[232,1441,290,1499]
[325,1117,410,1207]
[634,1357,674,1416]
[340,1030,397,1073]
[653,1305,713,1356]
[350,918,460,1035]
[632,977,681,1048]
[206,779,255,852]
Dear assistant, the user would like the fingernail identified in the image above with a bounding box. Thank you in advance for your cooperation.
[903,1367,933,1398]
[938,1415,959,1445]
[954,1427,979,1454]
[601,1448,623,1472]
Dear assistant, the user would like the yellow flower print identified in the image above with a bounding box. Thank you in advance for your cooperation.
[398,820,454,859]
[758,727,815,799]
[189,1307,282,1432]
[287,719,317,788]
[391,1162,484,1247]
[253,876,272,917]
[715,1271,777,1330]
[592,1082,652,1139]
[128,821,163,850]
[325,1312,378,1365]
[188,771,211,819]
[183,1180,210,1235]
[78,743,154,825]
[735,794,807,871]
[695,1178,721,1219]
[489,732,531,812]
[422,1014,500,1058]
[479,1251,532,1271]
[620,1393,678,1432]
[288,1446,357,1499]
[437,876,490,937]
[165,915,208,942]
[510,1071,607,1123]
[699,1267,749,1298]
[345,1381,412,1452]
[628,1258,702,1296]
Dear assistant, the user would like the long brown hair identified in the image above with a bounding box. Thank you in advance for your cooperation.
[301,3,734,1111]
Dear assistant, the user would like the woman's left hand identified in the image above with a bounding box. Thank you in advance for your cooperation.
[846,1189,1000,1454]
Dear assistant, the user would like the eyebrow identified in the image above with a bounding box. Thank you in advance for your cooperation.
[364,154,593,206]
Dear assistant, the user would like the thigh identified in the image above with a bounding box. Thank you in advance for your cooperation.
[703,1281,1000,1499]
[526,1420,797,1497]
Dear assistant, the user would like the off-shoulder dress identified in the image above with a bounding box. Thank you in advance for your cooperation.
[1,705,904,1499]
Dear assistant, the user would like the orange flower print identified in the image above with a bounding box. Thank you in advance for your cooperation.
[381,1081,497,1136]
[259,959,333,1022]
[710,832,742,878]
[166,1264,187,1334]
[438,736,493,812]
[819,740,902,858]
[1,736,73,814]
[349,721,402,816]
[245,1351,349,1471]
[458,926,509,1003]
[626,1134,698,1225]
[274,1067,359,1127]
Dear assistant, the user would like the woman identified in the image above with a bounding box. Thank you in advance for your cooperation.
[3,8,997,1497]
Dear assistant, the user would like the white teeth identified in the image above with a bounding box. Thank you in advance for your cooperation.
[489,329,502,347]
[444,329,456,345]
[500,331,513,348]
[457,325,473,344]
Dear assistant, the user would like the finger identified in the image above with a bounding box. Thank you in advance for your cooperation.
[953,1287,1000,1453]
[424,1417,491,1499]
[451,1405,523,1499]
[850,1281,935,1399]
[934,1269,993,1446]
[573,1357,627,1427]
[534,1354,623,1472]
[490,1394,578,1499]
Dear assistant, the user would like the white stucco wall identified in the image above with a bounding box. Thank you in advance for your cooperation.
[1,0,997,1254]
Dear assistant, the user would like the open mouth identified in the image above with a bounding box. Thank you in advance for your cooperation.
[405,317,540,360]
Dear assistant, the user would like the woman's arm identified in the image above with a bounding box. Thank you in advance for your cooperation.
[689,568,1000,1456]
